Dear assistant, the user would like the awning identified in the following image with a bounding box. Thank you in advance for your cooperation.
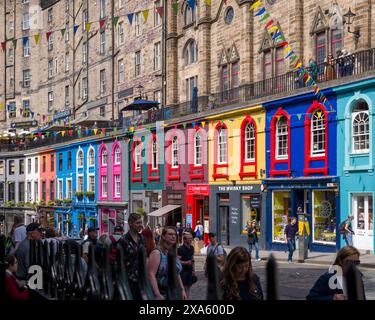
[148,205,181,218]
[121,99,159,111]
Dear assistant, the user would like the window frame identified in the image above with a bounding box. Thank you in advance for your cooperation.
[352,105,370,154]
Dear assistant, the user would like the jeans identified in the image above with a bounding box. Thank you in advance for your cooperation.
[287,239,296,262]
[344,233,353,246]
[248,241,259,260]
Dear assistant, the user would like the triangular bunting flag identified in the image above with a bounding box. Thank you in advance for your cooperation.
[182,123,187,129]
[102,128,106,135]
[113,16,120,27]
[268,25,279,32]
[0,102,4,110]
[85,129,89,135]
[12,39,17,49]
[255,7,266,17]
[250,0,261,10]
[317,111,322,118]
[60,28,66,37]
[290,54,298,64]
[272,31,283,40]
[285,50,295,59]
[156,7,164,18]
[257,117,262,125]
[278,41,288,48]
[259,13,270,23]
[85,22,92,32]
[192,122,196,128]
[46,32,52,41]
[127,13,134,25]
[61,131,66,137]
[74,25,79,34]
[1,41,6,52]
[77,129,81,137]
[93,128,98,135]
[172,2,179,14]
[276,115,282,121]
[142,10,149,22]
[99,18,106,29]
[297,114,302,120]
[201,121,206,128]
[46,132,50,138]
[68,130,73,136]
[130,126,135,132]
[265,19,274,29]
[23,37,28,45]
[188,0,196,9]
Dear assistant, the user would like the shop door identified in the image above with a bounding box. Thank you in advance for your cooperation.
[195,199,204,225]
[219,206,229,245]
[352,194,373,251]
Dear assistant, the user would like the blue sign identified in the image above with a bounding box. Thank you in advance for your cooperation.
[186,214,192,226]
[53,109,71,121]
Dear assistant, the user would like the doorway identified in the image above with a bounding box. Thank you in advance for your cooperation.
[352,194,373,251]
[219,206,229,245]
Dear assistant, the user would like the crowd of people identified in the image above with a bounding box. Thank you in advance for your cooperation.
[2,212,366,301]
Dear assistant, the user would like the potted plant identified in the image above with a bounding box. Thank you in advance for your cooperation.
[16,201,25,208]
[78,214,85,221]
[84,191,95,198]
[55,199,62,206]
[6,200,15,207]
[38,200,45,206]
[63,198,73,206]
[25,201,32,208]
[75,191,84,198]
[47,200,54,207]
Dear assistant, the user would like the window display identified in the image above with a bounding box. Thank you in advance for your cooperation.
[241,194,261,233]
[313,190,336,244]
[273,191,291,242]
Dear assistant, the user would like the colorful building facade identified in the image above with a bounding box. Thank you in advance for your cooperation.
[207,105,266,246]
[335,78,375,253]
[263,91,339,252]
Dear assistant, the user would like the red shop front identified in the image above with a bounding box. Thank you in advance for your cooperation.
[186,184,210,245]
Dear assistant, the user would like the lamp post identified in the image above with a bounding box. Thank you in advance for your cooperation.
[343,7,361,48]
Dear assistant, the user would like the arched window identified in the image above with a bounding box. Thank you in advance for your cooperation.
[275,117,288,159]
[352,101,370,153]
[77,149,84,168]
[194,131,202,166]
[114,146,121,165]
[88,147,95,166]
[311,109,326,156]
[184,40,198,65]
[244,122,255,162]
[152,138,158,170]
[184,4,196,26]
[101,148,108,165]
[134,143,142,171]
[217,127,227,164]
[172,136,179,168]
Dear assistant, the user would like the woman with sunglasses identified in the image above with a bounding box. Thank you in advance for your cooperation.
[306,246,365,300]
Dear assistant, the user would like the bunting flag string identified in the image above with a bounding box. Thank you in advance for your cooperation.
[204,0,212,6]
[113,16,120,27]
[188,0,196,9]
[156,6,164,18]
[99,18,106,29]
[172,2,180,14]
[127,13,134,25]
[142,10,149,23]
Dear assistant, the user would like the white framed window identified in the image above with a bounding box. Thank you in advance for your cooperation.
[77,175,84,192]
[118,59,124,83]
[88,147,95,166]
[172,136,179,168]
[88,175,95,192]
[48,59,53,78]
[48,34,53,51]
[101,175,108,197]
[35,157,39,173]
[276,117,288,159]
[101,148,108,165]
[217,128,227,164]
[23,70,30,87]
[48,91,54,111]
[114,146,121,164]
[245,122,255,162]
[186,76,198,101]
[311,110,326,157]
[154,42,161,70]
[194,131,202,166]
[152,138,158,170]
[135,12,141,36]
[65,52,70,71]
[114,175,121,197]
[119,0,125,9]
[82,77,88,99]
[118,22,124,44]
[135,51,141,76]
[154,90,161,103]
[8,102,16,118]
[58,180,63,200]
[77,149,84,168]
[66,179,72,199]
[22,100,30,117]
[100,30,106,54]
[135,143,141,171]
[83,9,88,31]
[100,0,106,18]
[23,38,30,57]
[100,69,107,95]
[184,4,196,26]
[65,23,70,42]
[352,101,370,153]
[23,13,30,30]
[184,40,198,65]
[82,42,87,64]
[48,8,53,23]
[65,85,70,105]
[154,0,161,26]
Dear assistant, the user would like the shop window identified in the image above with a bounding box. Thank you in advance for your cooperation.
[312,190,336,244]
[272,191,291,242]
[241,194,261,233]
[352,101,369,153]
[240,116,257,179]
[310,109,326,157]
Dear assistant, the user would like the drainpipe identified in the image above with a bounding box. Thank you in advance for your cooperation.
[111,0,115,122]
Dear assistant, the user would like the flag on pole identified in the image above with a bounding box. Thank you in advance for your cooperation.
[23,37,29,45]
[265,19,274,29]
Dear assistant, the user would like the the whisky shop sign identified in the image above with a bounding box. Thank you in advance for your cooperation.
[11,120,38,128]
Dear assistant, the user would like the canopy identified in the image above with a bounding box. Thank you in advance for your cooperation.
[148,205,181,218]
[121,99,159,111]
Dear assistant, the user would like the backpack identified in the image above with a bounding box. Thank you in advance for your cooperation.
[339,220,348,234]
[108,235,120,263]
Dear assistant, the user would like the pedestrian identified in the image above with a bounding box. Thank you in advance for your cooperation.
[178,232,196,299]
[176,222,184,244]
[121,213,145,300]
[148,226,186,300]
[15,222,43,281]
[44,227,58,256]
[247,220,261,261]
[221,247,263,300]
[325,53,336,81]
[309,57,319,83]
[184,223,194,237]
[307,246,365,300]
[8,215,26,255]
[284,217,298,263]
[342,48,355,76]
[205,232,226,279]
[154,224,162,245]
[81,227,99,264]
[342,215,355,246]
[5,254,30,300]
[142,223,155,257]
[194,220,203,241]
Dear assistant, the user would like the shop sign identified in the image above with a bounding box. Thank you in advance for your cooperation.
[151,202,161,209]
[53,109,71,121]
[186,214,192,226]
[167,193,182,200]
[230,207,240,224]
[11,120,38,128]
[250,196,261,208]
[186,184,210,195]
[217,185,260,193]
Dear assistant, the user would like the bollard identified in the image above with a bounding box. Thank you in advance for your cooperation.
[266,254,279,300]
[167,248,182,300]
[138,246,156,300]
[83,243,101,300]
[100,244,114,300]
[113,244,133,300]
[346,263,365,300]
[206,253,223,300]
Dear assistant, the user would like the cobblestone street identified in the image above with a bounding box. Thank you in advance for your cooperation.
[189,255,375,300]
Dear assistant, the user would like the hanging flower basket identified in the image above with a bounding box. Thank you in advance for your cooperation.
[77,214,85,220]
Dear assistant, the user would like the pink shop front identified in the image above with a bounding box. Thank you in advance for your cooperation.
[98,203,127,235]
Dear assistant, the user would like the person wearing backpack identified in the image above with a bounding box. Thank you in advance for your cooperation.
[205,232,226,279]
[194,221,203,241]
[340,215,355,246]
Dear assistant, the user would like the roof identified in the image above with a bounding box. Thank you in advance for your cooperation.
[148,205,181,217]
[121,99,159,111]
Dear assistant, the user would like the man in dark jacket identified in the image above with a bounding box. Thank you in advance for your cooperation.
[284,217,298,263]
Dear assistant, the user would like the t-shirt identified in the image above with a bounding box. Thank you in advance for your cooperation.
[284,223,298,240]
[15,238,30,280]
[12,225,26,244]
[207,243,224,257]
[178,244,194,271]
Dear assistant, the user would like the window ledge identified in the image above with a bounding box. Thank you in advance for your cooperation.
[349,152,370,158]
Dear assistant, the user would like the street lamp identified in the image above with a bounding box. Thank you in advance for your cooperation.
[343,8,361,46]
